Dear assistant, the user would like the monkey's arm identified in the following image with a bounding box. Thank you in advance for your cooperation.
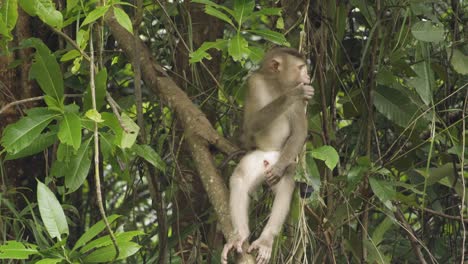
[244,76,302,134]
[265,102,307,185]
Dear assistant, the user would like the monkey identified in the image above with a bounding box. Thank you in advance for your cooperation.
[222,47,314,264]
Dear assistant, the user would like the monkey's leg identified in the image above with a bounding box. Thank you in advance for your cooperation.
[248,166,295,264]
[222,151,272,263]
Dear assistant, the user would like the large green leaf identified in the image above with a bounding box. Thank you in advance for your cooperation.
[84,68,107,111]
[411,21,444,43]
[83,241,141,262]
[248,29,290,46]
[310,145,339,170]
[406,43,435,106]
[133,144,166,172]
[72,214,121,252]
[18,0,62,28]
[228,35,250,62]
[373,86,424,128]
[116,113,139,149]
[64,137,92,193]
[113,7,133,34]
[5,131,57,160]
[37,180,69,240]
[58,112,82,150]
[0,241,38,259]
[190,39,227,63]
[81,6,109,26]
[35,259,62,264]
[233,0,254,25]
[81,231,144,253]
[450,49,468,75]
[0,0,18,40]
[205,5,234,27]
[27,39,64,100]
[369,178,396,209]
[1,108,58,154]
[192,0,235,17]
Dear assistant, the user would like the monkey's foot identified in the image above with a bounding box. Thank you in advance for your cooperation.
[221,236,248,264]
[248,237,273,264]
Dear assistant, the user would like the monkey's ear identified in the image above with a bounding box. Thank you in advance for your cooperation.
[269,58,281,72]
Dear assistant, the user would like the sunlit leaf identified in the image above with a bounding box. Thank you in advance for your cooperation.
[58,112,82,150]
[248,29,290,46]
[83,241,140,262]
[228,35,250,62]
[113,7,133,34]
[310,145,339,170]
[81,6,109,26]
[0,241,38,259]
[81,231,144,253]
[19,0,63,28]
[0,0,18,40]
[233,0,254,24]
[72,215,121,252]
[37,180,69,239]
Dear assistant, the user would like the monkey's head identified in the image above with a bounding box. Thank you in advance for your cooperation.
[261,47,310,89]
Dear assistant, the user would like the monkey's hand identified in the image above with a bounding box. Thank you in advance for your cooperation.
[290,84,314,101]
[221,235,248,264]
[265,163,287,186]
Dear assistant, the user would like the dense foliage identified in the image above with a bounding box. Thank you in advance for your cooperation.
[0,0,466,263]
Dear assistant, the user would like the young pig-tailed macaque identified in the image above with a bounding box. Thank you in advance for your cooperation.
[222,48,314,264]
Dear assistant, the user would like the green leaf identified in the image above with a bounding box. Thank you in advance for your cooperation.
[27,39,64,100]
[248,29,290,46]
[310,145,339,170]
[228,35,250,62]
[0,241,38,259]
[133,144,166,172]
[113,7,133,34]
[233,0,254,25]
[371,218,394,246]
[248,46,264,63]
[37,180,69,240]
[190,39,227,63]
[64,137,92,193]
[35,259,62,264]
[250,8,282,17]
[374,86,424,128]
[191,0,235,17]
[406,42,435,105]
[1,108,58,154]
[66,0,78,12]
[5,131,57,160]
[84,68,107,111]
[369,178,396,209]
[58,112,82,150]
[85,109,104,123]
[44,95,64,112]
[205,5,234,27]
[411,21,444,43]
[450,49,468,75]
[81,231,144,253]
[83,241,140,262]
[19,0,63,28]
[81,6,109,26]
[115,113,139,149]
[60,49,81,62]
[0,19,10,40]
[0,0,18,38]
[72,215,121,252]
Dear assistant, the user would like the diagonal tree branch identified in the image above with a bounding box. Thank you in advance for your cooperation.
[104,8,239,239]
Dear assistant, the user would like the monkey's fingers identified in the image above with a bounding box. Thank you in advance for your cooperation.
[221,243,234,264]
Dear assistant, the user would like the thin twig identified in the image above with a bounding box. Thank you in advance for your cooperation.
[89,24,120,260]
[414,207,468,223]
[0,94,82,115]
[51,27,90,61]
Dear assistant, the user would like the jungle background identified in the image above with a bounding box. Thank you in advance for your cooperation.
[0,0,467,263]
